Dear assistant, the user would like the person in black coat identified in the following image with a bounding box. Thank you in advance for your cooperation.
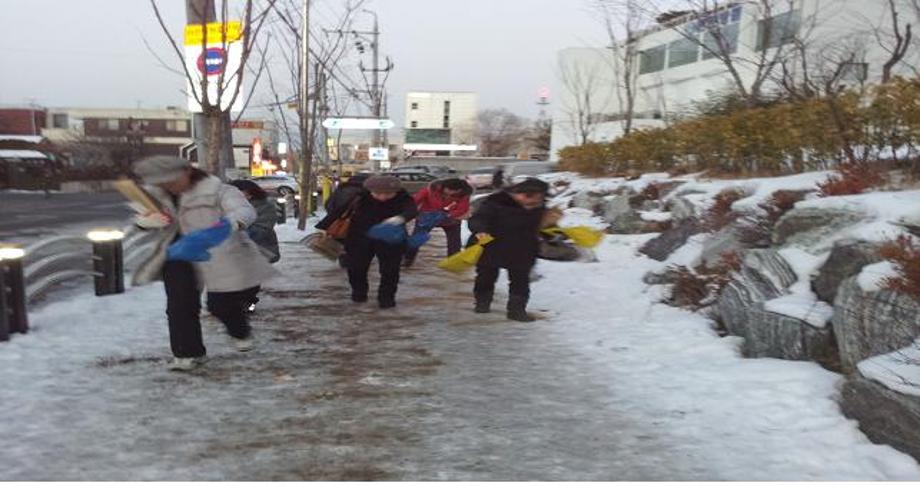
[467,177,549,322]
[324,173,369,268]
[316,175,418,308]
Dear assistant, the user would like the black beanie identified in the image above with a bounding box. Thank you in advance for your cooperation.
[508,177,549,195]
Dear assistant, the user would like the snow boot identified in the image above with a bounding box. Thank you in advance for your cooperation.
[474,293,492,313]
[167,356,207,372]
[507,296,535,323]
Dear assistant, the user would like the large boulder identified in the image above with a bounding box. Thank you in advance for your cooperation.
[716,249,838,366]
[602,194,649,234]
[812,239,883,304]
[772,207,865,247]
[841,375,920,462]
[638,218,701,261]
[570,191,608,213]
[699,223,746,268]
[832,277,920,372]
[667,195,698,222]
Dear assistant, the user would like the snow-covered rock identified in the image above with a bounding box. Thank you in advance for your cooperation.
[857,261,900,293]
[812,239,883,304]
[773,207,866,247]
[638,219,701,261]
[666,195,698,222]
[699,223,746,268]
[832,277,920,373]
[841,373,920,462]
[716,249,838,366]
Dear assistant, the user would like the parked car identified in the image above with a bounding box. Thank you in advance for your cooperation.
[465,167,496,189]
[249,175,299,196]
[391,165,456,176]
[391,171,439,194]
[506,162,558,184]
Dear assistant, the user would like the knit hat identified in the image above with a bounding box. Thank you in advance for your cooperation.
[508,177,549,195]
[363,175,402,192]
[133,156,191,184]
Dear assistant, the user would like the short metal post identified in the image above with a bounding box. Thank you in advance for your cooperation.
[0,246,28,338]
[276,197,287,224]
[88,230,125,297]
[293,195,301,219]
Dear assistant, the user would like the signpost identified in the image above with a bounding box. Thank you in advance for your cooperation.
[184,21,244,113]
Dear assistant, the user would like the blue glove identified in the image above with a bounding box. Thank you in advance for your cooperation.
[367,222,407,244]
[407,231,431,249]
[417,211,448,229]
[167,217,233,262]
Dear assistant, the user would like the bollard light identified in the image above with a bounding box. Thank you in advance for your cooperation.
[293,195,301,219]
[87,229,125,297]
[276,197,287,223]
[0,245,28,339]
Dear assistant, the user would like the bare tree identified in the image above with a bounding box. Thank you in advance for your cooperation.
[877,0,914,83]
[476,109,528,157]
[558,54,609,145]
[150,0,277,178]
[595,0,643,135]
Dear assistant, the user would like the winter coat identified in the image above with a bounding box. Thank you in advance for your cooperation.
[316,189,418,247]
[413,182,470,225]
[132,175,276,292]
[247,197,280,263]
[467,191,545,269]
[325,180,365,215]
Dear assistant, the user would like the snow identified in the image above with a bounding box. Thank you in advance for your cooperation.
[639,210,673,222]
[666,171,828,213]
[0,135,43,143]
[858,261,901,293]
[762,248,833,328]
[0,149,49,159]
[859,340,920,398]
[1,215,919,478]
[795,190,920,243]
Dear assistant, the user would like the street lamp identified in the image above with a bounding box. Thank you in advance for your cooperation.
[276,197,288,223]
[87,229,125,297]
[0,245,28,341]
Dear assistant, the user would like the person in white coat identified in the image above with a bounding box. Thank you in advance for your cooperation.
[132,156,275,371]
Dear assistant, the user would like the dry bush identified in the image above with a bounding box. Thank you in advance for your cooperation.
[736,190,808,247]
[665,252,743,310]
[818,162,887,197]
[879,235,920,301]
[701,189,746,233]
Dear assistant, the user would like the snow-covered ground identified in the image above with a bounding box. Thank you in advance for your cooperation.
[1,206,919,478]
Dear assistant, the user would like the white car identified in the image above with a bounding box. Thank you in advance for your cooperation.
[249,175,299,196]
[465,167,496,189]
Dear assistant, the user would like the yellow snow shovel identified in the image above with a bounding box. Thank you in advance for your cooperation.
[541,226,605,248]
[437,234,495,272]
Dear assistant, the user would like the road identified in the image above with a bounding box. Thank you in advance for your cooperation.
[0,191,133,246]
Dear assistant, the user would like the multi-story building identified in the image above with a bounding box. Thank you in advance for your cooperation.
[404,91,478,155]
[550,0,913,160]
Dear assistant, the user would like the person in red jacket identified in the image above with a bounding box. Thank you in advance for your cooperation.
[403,178,473,268]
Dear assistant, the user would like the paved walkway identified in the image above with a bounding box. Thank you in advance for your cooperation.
[2,227,918,480]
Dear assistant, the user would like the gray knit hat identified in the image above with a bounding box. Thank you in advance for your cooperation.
[133,156,191,184]
[363,175,402,192]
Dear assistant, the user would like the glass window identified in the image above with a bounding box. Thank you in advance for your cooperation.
[52,114,68,129]
[104,119,120,131]
[639,45,666,74]
[757,10,801,51]
[730,6,742,23]
[166,119,189,132]
[411,102,419,110]
[668,37,699,68]
[410,121,418,128]
[702,22,740,59]
[443,116,450,128]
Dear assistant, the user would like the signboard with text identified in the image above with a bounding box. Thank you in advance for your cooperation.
[184,21,244,113]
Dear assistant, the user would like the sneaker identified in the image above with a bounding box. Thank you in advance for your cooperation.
[167,356,207,372]
[231,336,255,352]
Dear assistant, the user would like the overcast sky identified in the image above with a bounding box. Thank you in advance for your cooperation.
[0,0,607,125]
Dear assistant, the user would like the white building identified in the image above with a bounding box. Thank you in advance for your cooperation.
[550,0,915,160]
[404,91,478,154]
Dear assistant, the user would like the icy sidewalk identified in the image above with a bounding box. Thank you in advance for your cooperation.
[0,224,918,480]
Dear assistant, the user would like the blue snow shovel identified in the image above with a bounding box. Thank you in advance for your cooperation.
[367,222,408,245]
[406,211,449,249]
[167,217,233,262]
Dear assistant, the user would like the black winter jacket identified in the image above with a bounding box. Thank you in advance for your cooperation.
[317,189,418,246]
[325,180,365,215]
[248,197,280,263]
[467,191,544,269]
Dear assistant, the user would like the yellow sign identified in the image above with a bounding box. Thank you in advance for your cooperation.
[184,21,243,46]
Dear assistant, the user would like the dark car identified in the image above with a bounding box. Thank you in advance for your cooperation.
[390,171,439,194]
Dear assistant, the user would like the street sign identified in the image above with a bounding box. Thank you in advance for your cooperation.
[197,47,227,76]
[369,147,389,161]
[322,118,395,130]
[184,21,244,113]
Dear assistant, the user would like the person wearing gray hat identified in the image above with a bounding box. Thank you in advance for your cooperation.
[130,157,275,371]
[316,173,418,308]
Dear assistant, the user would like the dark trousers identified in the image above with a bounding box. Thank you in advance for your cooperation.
[474,264,532,303]
[405,223,462,262]
[162,260,254,358]
[346,239,404,304]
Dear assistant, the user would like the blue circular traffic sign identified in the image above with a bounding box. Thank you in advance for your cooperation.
[197,47,227,76]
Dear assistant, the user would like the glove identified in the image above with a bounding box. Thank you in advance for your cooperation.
[382,216,406,225]
[166,218,232,262]
[135,212,172,229]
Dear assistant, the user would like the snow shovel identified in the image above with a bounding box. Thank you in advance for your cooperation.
[166,218,232,262]
[437,235,495,272]
[541,226,604,248]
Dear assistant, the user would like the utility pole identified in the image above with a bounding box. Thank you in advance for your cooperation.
[185,0,235,179]
[297,0,312,228]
